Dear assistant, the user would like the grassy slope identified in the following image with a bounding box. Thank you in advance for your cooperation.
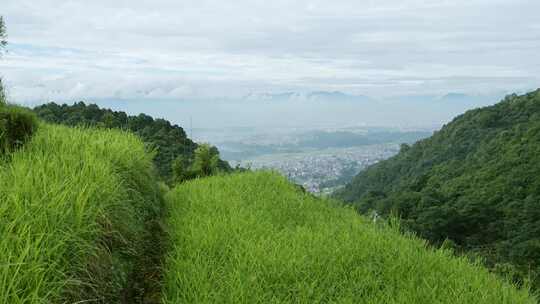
[0,124,163,303]
[163,171,534,303]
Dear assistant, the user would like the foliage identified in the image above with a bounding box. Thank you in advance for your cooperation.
[0,124,164,303]
[171,143,222,183]
[0,79,6,105]
[0,16,7,105]
[0,105,38,154]
[0,16,6,55]
[335,89,540,289]
[171,155,191,183]
[191,143,220,177]
[163,171,534,303]
[33,102,231,180]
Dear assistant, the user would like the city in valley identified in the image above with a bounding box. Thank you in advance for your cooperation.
[194,126,432,194]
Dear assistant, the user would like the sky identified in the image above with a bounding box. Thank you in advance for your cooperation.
[1,0,539,127]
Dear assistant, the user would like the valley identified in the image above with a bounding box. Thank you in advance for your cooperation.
[194,127,432,193]
[2,2,540,302]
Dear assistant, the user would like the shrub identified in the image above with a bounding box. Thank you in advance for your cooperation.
[0,105,38,154]
[0,79,6,106]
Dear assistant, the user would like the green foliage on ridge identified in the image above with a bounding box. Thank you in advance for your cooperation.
[171,143,221,183]
[334,89,540,289]
[33,102,231,180]
[163,171,534,303]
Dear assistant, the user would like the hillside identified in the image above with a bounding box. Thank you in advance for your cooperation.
[33,102,231,180]
[0,124,164,303]
[0,117,535,303]
[334,89,540,288]
[163,171,534,303]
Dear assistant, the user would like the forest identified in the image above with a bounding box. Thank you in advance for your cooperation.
[335,89,540,289]
[33,102,231,181]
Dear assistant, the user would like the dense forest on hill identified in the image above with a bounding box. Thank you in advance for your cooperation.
[34,102,231,180]
[335,89,540,288]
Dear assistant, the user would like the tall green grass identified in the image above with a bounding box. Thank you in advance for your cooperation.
[0,124,163,303]
[163,171,535,303]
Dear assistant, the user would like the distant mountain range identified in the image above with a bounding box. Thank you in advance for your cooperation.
[241,91,371,103]
[43,90,513,130]
[241,90,501,107]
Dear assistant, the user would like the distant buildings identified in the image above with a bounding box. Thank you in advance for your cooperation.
[242,144,400,194]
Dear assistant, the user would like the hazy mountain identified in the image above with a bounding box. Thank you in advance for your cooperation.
[242,91,371,103]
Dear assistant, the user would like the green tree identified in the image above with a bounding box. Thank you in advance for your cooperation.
[0,16,6,54]
[191,144,220,177]
[171,155,191,183]
[0,16,7,105]
[0,79,6,106]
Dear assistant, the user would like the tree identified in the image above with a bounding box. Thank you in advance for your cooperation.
[191,144,220,177]
[0,16,6,54]
[171,155,191,183]
[0,79,6,106]
[0,17,7,105]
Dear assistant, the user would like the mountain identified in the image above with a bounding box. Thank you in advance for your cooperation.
[33,101,231,180]
[334,89,540,288]
[437,92,496,111]
[242,91,371,103]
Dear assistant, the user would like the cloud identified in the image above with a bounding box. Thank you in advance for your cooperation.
[0,0,539,104]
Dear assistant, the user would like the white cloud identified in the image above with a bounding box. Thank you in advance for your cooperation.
[0,0,539,103]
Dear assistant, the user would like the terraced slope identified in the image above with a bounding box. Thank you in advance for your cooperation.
[163,171,534,303]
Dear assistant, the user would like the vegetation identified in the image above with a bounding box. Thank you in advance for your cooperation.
[0,105,38,154]
[163,171,534,303]
[0,124,164,303]
[33,102,231,181]
[171,143,222,183]
[3,12,535,302]
[0,16,6,52]
[0,79,6,105]
[335,89,540,289]
[0,18,38,156]
[1,16,8,104]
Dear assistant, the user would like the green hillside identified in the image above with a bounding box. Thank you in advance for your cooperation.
[163,171,534,303]
[334,89,540,288]
[0,124,164,303]
[33,102,231,180]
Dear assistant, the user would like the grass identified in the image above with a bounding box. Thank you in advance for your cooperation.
[0,124,164,303]
[0,122,535,303]
[163,171,535,303]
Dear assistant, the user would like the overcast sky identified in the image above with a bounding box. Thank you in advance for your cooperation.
[1,0,539,104]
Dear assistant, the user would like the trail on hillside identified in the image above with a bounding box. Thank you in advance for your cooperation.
[121,197,168,304]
